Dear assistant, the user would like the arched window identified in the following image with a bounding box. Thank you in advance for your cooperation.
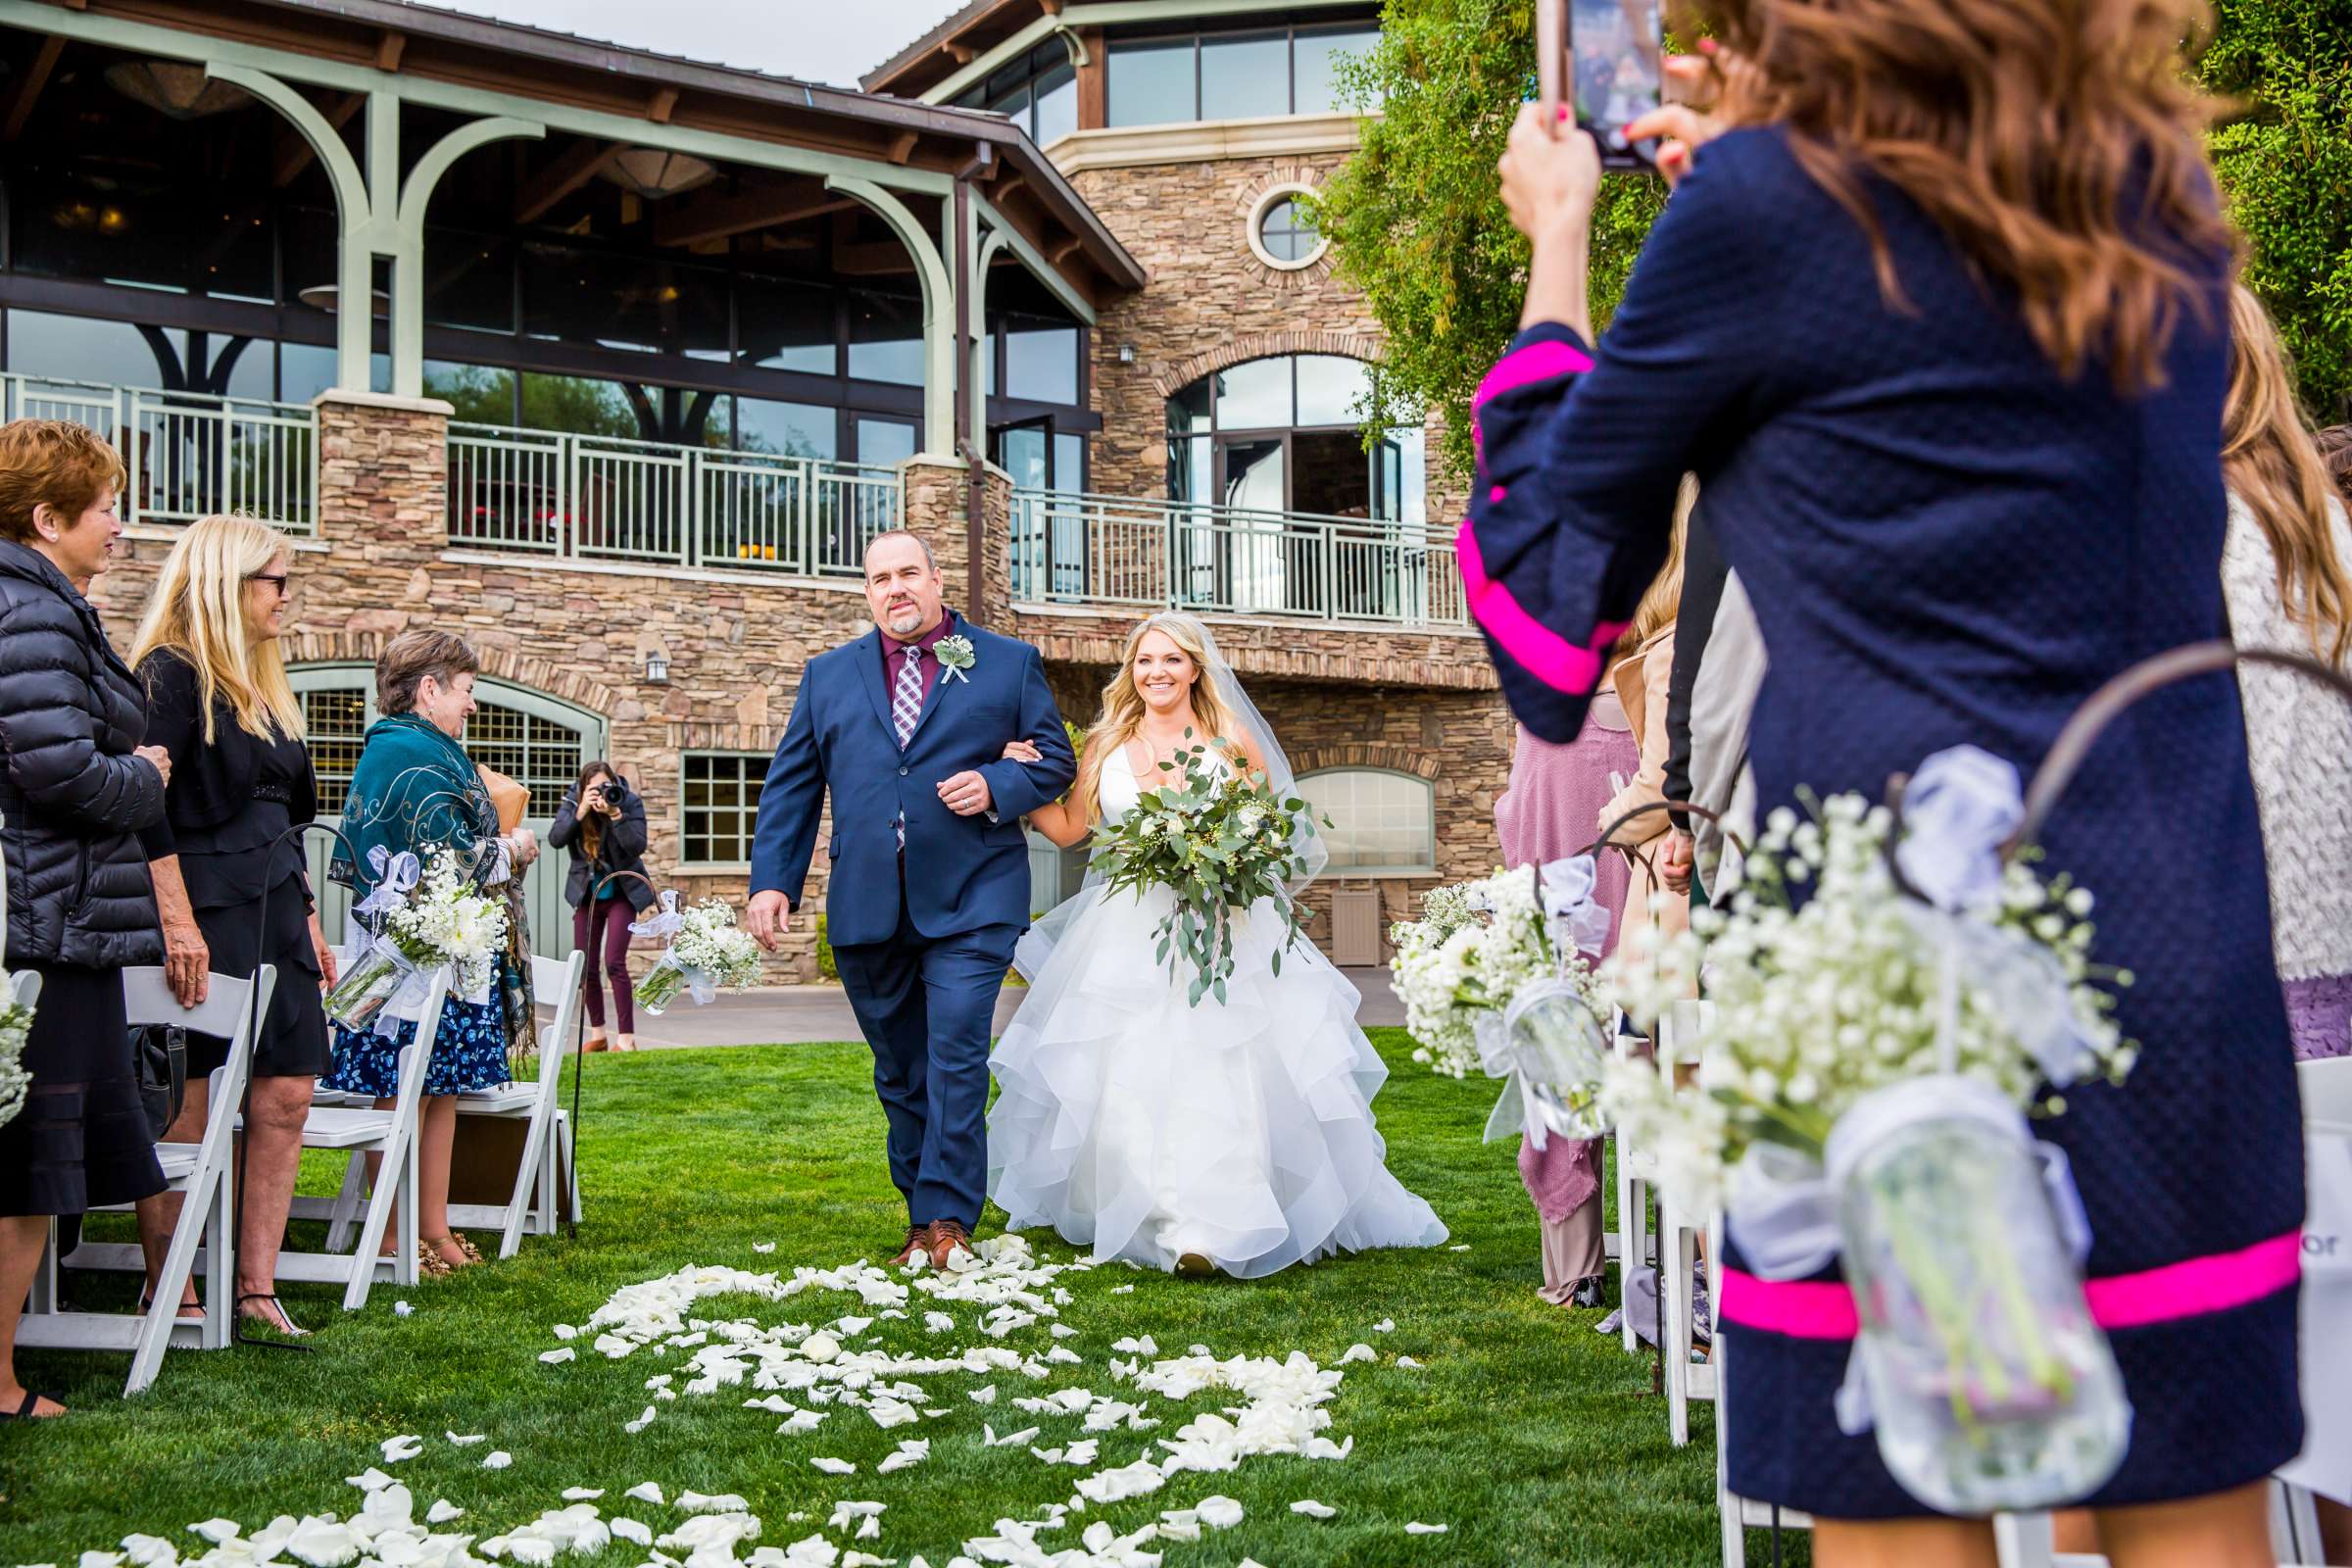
[1298,767,1436,875]
[1165,354,1423,524]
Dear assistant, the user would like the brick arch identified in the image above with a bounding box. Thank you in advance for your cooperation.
[284,627,622,718]
[1287,743,1443,783]
[1152,330,1386,401]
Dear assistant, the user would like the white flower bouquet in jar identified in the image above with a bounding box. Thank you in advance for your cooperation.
[1600,746,2139,1513]
[1390,857,1616,1147]
[324,846,510,1035]
[632,894,764,1014]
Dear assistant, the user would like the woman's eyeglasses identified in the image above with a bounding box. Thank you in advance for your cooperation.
[248,572,292,597]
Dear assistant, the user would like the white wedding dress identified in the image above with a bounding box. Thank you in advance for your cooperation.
[987,746,1448,1277]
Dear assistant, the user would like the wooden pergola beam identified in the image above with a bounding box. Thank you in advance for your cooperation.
[2,34,65,143]
[373,30,406,72]
[651,182,858,247]
[514,137,626,224]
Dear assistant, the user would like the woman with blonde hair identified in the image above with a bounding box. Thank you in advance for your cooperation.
[2220,285,2352,1062]
[128,514,334,1338]
[988,612,1446,1278]
[1474,0,2297,1553]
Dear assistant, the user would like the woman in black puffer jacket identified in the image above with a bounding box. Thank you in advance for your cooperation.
[0,419,171,1420]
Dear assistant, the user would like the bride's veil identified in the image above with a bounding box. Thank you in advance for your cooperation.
[1012,613,1326,981]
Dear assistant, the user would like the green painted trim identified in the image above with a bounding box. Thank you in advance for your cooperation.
[393,116,546,396]
[0,1,953,195]
[971,194,1098,327]
[825,177,957,455]
[918,0,1368,106]
[970,228,1011,453]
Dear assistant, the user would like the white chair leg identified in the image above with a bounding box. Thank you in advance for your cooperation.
[1663,1200,1694,1447]
[26,1220,59,1314]
[126,1168,217,1395]
[2273,1478,2323,1565]
[1620,1170,1647,1355]
[204,1161,232,1352]
[325,1152,369,1254]
[500,1113,550,1260]
[399,1120,420,1285]
[1992,1512,2057,1568]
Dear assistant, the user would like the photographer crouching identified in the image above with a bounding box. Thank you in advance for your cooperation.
[550,761,654,1052]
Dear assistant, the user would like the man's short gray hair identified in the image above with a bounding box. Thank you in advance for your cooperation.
[862,529,937,573]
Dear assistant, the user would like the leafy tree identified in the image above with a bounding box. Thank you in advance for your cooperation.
[1318,0,2352,485]
[2203,0,2352,420]
[1312,0,1664,486]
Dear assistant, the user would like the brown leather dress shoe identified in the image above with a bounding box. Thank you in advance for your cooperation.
[889,1223,932,1268]
[925,1219,972,1270]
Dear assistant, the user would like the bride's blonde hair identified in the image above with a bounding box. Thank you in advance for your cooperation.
[1074,612,1243,825]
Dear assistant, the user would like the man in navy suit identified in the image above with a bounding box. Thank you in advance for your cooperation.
[748,530,1075,1269]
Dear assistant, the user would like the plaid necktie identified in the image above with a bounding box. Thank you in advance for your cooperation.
[893,644,922,848]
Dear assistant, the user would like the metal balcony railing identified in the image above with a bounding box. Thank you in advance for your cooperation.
[0,374,318,534]
[447,423,902,576]
[1009,488,1469,630]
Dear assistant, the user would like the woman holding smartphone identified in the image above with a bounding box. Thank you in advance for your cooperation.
[1481,2,2294,1563]
[549,761,653,1052]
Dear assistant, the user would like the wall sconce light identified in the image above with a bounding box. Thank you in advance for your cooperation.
[645,652,670,684]
[1117,344,1136,365]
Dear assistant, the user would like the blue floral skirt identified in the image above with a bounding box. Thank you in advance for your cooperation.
[326,989,514,1099]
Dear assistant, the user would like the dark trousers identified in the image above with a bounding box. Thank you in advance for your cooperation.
[830,904,1017,1232]
[572,896,636,1033]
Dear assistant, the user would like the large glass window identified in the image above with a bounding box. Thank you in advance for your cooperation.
[424,231,517,334]
[738,275,838,375]
[972,41,1080,146]
[856,417,918,467]
[520,244,727,361]
[1107,20,1380,127]
[518,372,640,438]
[732,397,837,460]
[681,753,767,867]
[302,687,368,816]
[424,362,518,426]
[847,291,925,386]
[1298,769,1436,874]
[1004,319,1080,405]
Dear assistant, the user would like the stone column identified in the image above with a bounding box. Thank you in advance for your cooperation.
[902,457,1013,630]
[310,390,453,642]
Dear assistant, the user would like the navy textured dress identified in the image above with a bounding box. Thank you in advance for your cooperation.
[1465,127,2303,1516]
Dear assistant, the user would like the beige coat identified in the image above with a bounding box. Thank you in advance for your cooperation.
[1597,625,1690,952]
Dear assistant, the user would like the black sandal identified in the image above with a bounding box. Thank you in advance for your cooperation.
[235,1294,316,1349]
[0,1389,64,1419]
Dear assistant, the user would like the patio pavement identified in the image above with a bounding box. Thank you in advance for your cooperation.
[606,967,1404,1050]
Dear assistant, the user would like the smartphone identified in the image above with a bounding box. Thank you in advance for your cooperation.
[1570,0,1662,171]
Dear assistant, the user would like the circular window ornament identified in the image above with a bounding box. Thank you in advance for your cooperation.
[1247,184,1329,272]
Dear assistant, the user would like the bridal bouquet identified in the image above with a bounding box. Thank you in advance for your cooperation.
[632,894,764,1014]
[1088,732,1322,1006]
[324,846,511,1035]
[1600,746,2137,1513]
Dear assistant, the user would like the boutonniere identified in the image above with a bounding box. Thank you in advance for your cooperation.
[937,634,977,684]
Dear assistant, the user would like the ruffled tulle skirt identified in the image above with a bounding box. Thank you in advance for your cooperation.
[988,884,1448,1277]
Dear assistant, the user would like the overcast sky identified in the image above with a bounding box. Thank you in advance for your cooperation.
[433,0,970,88]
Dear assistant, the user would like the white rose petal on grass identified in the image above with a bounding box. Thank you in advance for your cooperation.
[678,1493,751,1515]
[754,1243,777,1254]
[120,1536,174,1568]
[800,1333,842,1363]
[981,1424,1040,1448]
[1372,1319,1396,1334]
[877,1439,931,1475]
[481,1449,514,1470]
[1396,1355,1425,1369]
[446,1432,488,1446]
[1405,1522,1449,1535]
[283,1518,360,1567]
[624,1483,664,1505]
[1195,1496,1244,1530]
[188,1521,242,1545]
[426,1500,466,1525]
[538,1348,577,1365]
[1448,1244,1471,1252]
[394,1300,414,1317]
[611,1520,653,1547]
[562,1488,605,1501]
[1111,1285,1135,1295]
[346,1467,395,1493]
[1338,1344,1376,1365]
[811,1457,858,1476]
[1049,1325,1078,1340]
[623,1404,657,1435]
[777,1410,827,1436]
[1290,1499,1338,1519]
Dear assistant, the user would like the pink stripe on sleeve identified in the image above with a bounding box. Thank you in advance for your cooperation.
[1473,339,1594,413]
[1456,518,1625,698]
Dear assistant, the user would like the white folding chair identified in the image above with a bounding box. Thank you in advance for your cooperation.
[449,951,584,1257]
[1658,1000,1718,1445]
[19,964,276,1395]
[1611,1007,1657,1354]
[273,963,452,1309]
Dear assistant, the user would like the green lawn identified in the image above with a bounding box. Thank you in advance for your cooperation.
[0,1032,1786,1567]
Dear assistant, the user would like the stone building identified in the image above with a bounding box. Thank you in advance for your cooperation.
[0,0,1509,977]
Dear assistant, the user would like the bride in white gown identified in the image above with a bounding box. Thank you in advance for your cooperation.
[988,612,1447,1278]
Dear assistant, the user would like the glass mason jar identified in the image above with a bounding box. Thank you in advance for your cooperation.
[635,951,703,1016]
[322,939,415,1033]
[1505,978,1611,1140]
[1826,1075,2131,1514]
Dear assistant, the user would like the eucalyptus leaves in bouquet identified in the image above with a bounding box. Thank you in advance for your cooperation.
[1087,730,1324,1006]
[1600,746,2139,1514]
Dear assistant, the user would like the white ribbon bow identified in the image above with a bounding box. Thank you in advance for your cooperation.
[629,889,685,941]
[353,847,420,919]
[1538,854,1613,959]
